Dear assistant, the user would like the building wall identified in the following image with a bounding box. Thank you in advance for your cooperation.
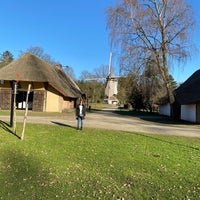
[0,81,77,112]
[181,104,196,123]
[0,80,11,88]
[46,88,75,112]
[61,96,75,111]
[46,90,60,112]
[0,89,11,110]
[159,103,171,116]
[33,90,46,112]
[196,103,200,123]
[105,79,118,98]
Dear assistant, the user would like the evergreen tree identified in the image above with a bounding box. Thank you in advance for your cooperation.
[0,51,14,68]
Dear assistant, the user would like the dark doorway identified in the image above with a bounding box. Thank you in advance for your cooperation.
[16,91,33,110]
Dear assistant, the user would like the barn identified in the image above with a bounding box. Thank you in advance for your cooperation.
[174,69,200,123]
[159,69,200,123]
[0,53,82,112]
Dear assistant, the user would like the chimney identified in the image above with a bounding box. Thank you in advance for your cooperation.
[55,64,62,70]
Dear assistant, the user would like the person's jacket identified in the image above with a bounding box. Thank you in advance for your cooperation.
[76,104,86,118]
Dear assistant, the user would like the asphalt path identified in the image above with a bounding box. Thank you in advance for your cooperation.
[1,109,200,138]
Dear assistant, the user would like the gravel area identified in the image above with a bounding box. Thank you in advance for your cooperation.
[1,109,200,138]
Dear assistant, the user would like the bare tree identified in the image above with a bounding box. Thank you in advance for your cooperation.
[80,65,111,82]
[19,46,57,65]
[63,65,76,80]
[106,0,196,106]
[141,57,163,110]
[93,64,110,79]
[79,70,94,81]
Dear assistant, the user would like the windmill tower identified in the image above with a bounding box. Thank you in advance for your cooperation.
[104,52,119,104]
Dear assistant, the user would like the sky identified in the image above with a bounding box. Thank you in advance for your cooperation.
[0,0,199,82]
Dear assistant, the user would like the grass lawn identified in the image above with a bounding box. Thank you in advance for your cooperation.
[0,123,199,199]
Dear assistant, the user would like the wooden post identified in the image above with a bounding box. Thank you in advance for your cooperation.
[21,84,31,140]
[10,81,15,127]
[13,82,17,133]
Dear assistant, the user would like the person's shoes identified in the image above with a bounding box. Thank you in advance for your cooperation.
[76,127,82,130]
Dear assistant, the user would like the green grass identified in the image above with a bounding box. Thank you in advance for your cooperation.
[0,110,75,117]
[115,109,159,116]
[88,103,118,110]
[0,123,199,199]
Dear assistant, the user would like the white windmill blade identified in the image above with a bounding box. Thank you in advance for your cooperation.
[108,52,112,77]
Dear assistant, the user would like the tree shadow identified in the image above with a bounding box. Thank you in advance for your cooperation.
[0,120,21,139]
[139,116,198,126]
[114,110,199,126]
[129,131,200,151]
[0,149,56,199]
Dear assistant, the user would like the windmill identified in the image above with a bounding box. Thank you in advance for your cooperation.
[104,52,119,104]
[85,52,120,104]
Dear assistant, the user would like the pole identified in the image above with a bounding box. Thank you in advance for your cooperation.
[13,82,17,133]
[10,81,15,127]
[21,84,31,140]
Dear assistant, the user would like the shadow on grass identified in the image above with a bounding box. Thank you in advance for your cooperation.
[130,131,200,151]
[114,110,197,126]
[139,116,198,126]
[51,121,76,129]
[0,120,21,139]
[0,149,56,199]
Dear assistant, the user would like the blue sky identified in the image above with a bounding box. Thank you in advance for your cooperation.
[0,0,199,82]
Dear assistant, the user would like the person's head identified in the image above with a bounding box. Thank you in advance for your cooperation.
[79,98,83,105]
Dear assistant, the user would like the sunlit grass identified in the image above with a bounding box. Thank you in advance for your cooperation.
[0,110,75,117]
[0,123,199,199]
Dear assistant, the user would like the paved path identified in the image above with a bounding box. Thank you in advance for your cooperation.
[1,109,200,138]
[85,110,200,138]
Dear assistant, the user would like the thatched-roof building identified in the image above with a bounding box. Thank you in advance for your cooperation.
[0,53,82,112]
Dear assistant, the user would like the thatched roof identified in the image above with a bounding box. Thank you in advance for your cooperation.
[0,53,82,98]
[174,69,200,104]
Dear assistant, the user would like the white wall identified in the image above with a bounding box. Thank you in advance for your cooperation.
[181,104,196,123]
[159,103,171,116]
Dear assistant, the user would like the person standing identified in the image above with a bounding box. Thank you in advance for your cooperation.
[75,99,86,130]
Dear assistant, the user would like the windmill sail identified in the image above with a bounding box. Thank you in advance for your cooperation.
[108,52,112,76]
